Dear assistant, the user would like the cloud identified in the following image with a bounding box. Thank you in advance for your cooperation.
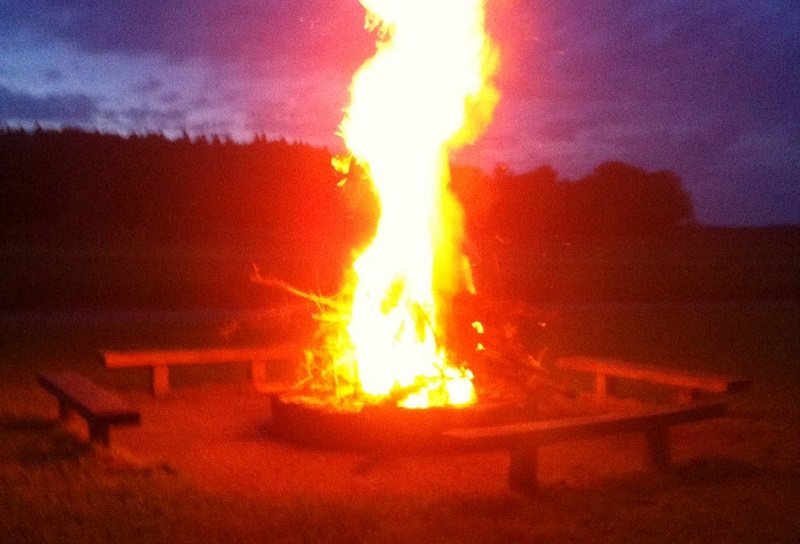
[1,0,373,74]
[108,106,187,127]
[0,85,99,123]
[0,0,372,144]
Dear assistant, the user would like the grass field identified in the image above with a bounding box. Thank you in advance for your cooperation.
[2,226,798,311]
[1,228,799,543]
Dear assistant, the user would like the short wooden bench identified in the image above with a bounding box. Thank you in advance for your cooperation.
[99,345,299,396]
[38,370,141,446]
[443,400,726,492]
[555,357,751,404]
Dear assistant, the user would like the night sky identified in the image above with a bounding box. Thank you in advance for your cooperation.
[1,0,798,226]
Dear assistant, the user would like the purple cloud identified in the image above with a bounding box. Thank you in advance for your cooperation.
[1,0,372,74]
[0,85,98,123]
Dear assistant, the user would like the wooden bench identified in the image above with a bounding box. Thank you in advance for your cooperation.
[38,371,141,446]
[555,357,751,404]
[99,345,299,396]
[443,400,726,492]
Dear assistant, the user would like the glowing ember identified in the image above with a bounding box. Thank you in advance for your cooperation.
[326,0,498,408]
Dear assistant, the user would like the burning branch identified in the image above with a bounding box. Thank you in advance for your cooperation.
[250,264,349,314]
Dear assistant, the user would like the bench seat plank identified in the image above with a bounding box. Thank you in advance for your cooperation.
[100,346,297,368]
[555,357,750,395]
[99,345,299,396]
[444,401,726,448]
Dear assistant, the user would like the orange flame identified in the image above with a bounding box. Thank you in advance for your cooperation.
[330,0,498,408]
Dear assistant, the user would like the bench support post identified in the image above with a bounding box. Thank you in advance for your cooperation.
[645,427,671,471]
[152,365,169,396]
[676,388,698,405]
[88,422,110,446]
[595,374,617,398]
[251,360,268,391]
[58,401,72,422]
[509,446,539,493]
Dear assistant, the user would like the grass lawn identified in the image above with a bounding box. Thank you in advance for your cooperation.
[0,229,798,542]
[1,300,799,543]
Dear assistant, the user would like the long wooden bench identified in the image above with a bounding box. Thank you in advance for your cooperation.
[38,370,141,446]
[99,345,299,396]
[555,357,751,404]
[443,400,726,492]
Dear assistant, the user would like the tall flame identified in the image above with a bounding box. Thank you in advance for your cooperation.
[331,0,498,408]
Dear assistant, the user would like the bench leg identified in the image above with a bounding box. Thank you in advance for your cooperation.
[676,388,699,404]
[509,447,539,493]
[152,365,169,396]
[645,427,671,471]
[595,374,617,398]
[251,360,268,391]
[88,422,110,446]
[57,400,73,422]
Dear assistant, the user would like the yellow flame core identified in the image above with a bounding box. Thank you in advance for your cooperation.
[334,0,498,408]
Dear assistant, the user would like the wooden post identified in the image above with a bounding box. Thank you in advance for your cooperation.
[595,374,617,398]
[251,359,268,391]
[645,427,671,471]
[58,400,72,421]
[88,422,110,446]
[676,388,698,405]
[508,446,539,493]
[152,365,170,396]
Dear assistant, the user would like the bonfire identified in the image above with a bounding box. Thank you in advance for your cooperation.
[258,0,501,411]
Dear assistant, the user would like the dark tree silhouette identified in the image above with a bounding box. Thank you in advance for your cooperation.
[573,161,694,236]
[2,127,694,255]
[0,126,377,248]
[451,159,695,245]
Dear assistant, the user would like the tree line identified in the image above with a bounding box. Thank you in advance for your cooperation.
[451,162,694,245]
[1,127,694,251]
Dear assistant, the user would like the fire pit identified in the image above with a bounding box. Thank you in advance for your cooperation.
[268,394,538,451]
[264,357,746,491]
[223,0,756,490]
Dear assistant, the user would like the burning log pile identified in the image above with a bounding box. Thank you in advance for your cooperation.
[446,294,571,404]
[248,274,572,410]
